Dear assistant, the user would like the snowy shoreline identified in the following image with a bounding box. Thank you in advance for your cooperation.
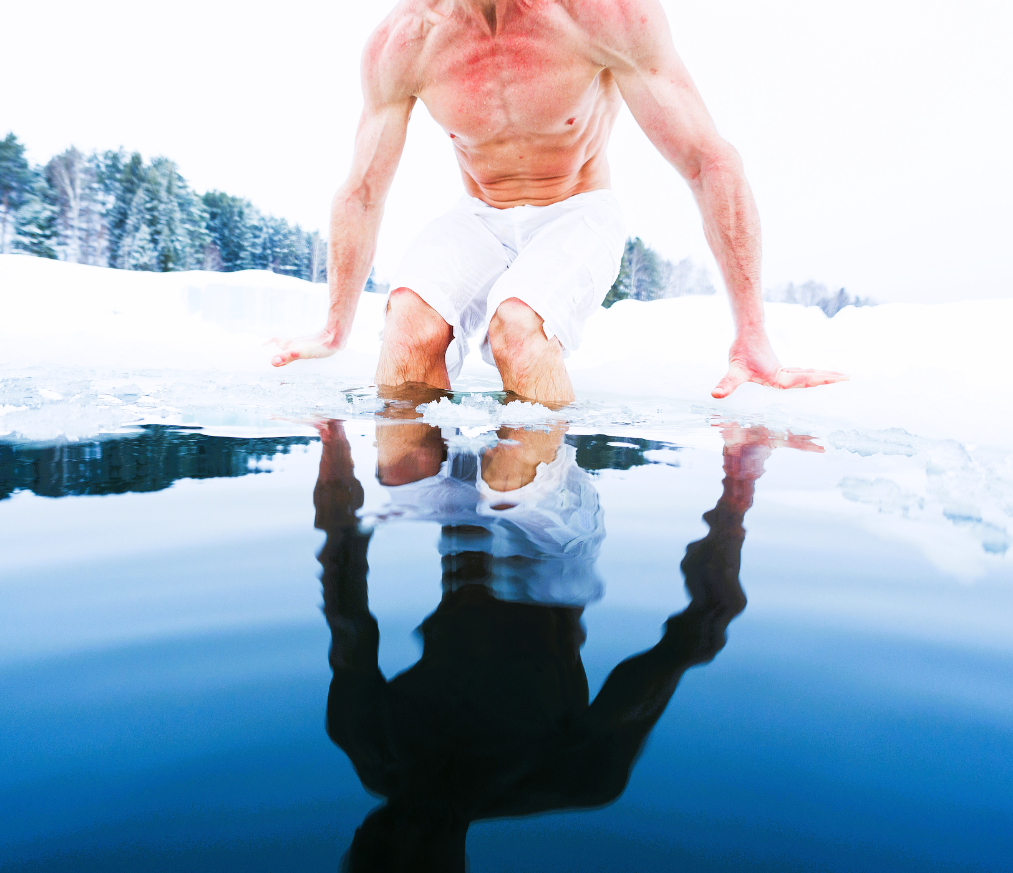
[3,255,1011,576]
[2,254,1010,449]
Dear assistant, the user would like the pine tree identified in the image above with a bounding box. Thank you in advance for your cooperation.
[106,152,146,268]
[243,207,268,270]
[203,190,260,271]
[262,216,306,276]
[0,133,36,254]
[145,157,207,271]
[111,157,209,272]
[121,221,156,271]
[13,179,58,259]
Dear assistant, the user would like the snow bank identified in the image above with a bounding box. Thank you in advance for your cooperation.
[1,255,1011,451]
[557,294,1013,450]
[2,256,1011,578]
[0,256,386,439]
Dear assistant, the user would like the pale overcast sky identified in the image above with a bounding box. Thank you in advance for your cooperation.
[3,0,1011,303]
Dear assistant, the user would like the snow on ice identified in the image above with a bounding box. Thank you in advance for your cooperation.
[2,254,1012,577]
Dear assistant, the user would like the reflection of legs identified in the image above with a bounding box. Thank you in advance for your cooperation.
[376,420,445,487]
[373,386,448,487]
[376,288,454,391]
[488,298,575,404]
[480,424,566,494]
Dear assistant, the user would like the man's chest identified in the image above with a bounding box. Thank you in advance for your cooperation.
[416,30,606,139]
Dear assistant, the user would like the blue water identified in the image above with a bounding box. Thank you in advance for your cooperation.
[1,417,1011,872]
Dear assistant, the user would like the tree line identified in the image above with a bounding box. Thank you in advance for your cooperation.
[0,132,327,281]
[604,236,716,307]
[2,131,868,313]
[605,236,871,316]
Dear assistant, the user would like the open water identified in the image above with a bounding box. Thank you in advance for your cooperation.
[1,392,1011,872]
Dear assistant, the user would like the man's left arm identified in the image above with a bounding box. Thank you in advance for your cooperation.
[595,0,847,397]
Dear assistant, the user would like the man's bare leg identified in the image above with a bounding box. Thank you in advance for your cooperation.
[375,287,454,391]
[487,298,575,404]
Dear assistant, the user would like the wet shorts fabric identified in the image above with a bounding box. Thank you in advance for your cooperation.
[388,189,626,380]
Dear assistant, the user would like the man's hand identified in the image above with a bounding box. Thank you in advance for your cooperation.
[712,335,848,399]
[270,329,341,368]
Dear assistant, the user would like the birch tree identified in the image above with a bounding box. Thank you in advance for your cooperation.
[46,148,86,263]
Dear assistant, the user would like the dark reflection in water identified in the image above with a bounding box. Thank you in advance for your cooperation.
[314,401,821,871]
[3,400,1010,871]
[0,425,314,500]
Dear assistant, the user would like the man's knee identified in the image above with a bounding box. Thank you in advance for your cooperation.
[385,287,453,352]
[488,297,549,363]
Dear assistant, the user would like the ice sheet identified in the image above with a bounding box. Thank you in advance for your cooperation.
[2,255,1012,577]
[3,255,1009,442]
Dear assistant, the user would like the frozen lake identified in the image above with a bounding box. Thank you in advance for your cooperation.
[2,257,1012,869]
[1,395,1011,871]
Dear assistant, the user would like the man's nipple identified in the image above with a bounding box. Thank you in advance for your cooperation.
[566,118,576,126]
[449,133,456,139]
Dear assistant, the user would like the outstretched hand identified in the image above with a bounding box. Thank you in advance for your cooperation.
[269,329,341,367]
[712,336,848,399]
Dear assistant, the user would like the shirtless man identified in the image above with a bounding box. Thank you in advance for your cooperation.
[270,0,847,403]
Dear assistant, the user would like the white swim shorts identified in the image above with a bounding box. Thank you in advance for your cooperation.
[388,189,627,380]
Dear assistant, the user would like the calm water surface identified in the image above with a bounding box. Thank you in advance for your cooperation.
[1,396,1011,872]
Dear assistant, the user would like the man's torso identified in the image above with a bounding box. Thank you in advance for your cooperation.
[380,0,623,207]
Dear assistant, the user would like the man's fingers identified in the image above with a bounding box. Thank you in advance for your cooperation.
[712,365,749,399]
[772,368,849,390]
[271,350,299,367]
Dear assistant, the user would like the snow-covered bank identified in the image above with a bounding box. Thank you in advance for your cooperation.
[1,254,1011,451]
[563,294,1013,449]
[3,256,1011,578]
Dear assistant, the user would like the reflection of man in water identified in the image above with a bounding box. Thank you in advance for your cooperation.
[271,1,846,403]
[377,412,606,608]
[314,411,819,870]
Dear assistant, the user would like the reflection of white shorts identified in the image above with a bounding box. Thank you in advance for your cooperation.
[389,190,626,380]
[377,442,606,607]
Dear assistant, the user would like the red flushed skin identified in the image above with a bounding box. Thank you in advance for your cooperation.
[390,1,625,207]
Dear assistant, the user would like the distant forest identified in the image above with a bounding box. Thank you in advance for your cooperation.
[0,132,328,282]
[603,237,871,316]
[604,236,716,307]
[1,131,869,315]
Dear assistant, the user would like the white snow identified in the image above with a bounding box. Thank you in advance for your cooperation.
[2,254,1011,579]
[2,254,1011,447]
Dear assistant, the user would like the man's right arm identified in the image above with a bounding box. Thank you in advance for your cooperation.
[272,23,416,367]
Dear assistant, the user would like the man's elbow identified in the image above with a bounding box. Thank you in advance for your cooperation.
[686,138,744,187]
[332,183,384,221]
